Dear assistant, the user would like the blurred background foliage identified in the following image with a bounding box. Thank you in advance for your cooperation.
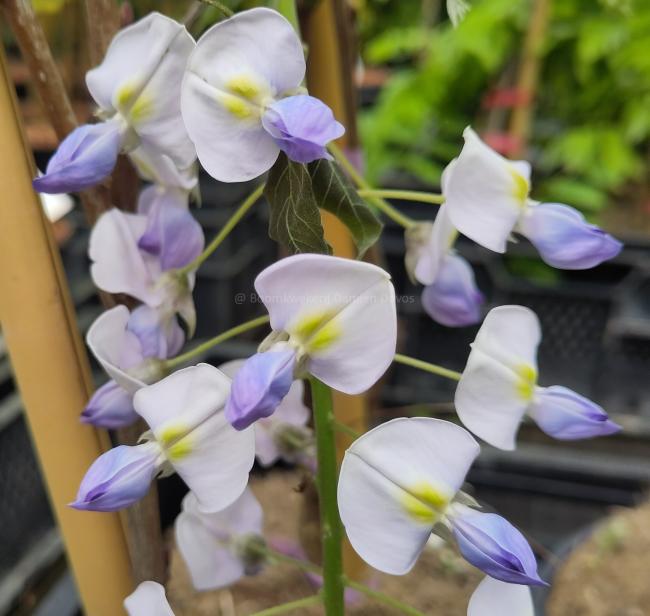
[23,0,650,218]
[356,0,650,217]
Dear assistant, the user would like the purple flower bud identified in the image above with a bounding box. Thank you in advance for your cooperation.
[261,95,345,164]
[225,350,296,431]
[136,186,204,271]
[530,385,620,440]
[81,380,138,429]
[518,203,622,269]
[33,121,123,194]
[450,508,546,586]
[421,254,484,327]
[70,443,160,512]
[127,305,184,360]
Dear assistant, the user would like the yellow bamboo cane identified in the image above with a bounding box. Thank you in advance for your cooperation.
[0,45,133,615]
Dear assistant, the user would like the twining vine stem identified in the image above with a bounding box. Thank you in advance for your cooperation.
[177,182,265,276]
[358,188,445,205]
[309,376,345,615]
[394,353,463,381]
[328,142,416,229]
[165,315,270,369]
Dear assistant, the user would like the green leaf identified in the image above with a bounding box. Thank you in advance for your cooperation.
[309,159,383,257]
[265,154,331,255]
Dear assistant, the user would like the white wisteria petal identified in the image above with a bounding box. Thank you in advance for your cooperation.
[133,364,255,512]
[467,576,534,616]
[86,306,146,393]
[414,204,457,285]
[181,8,305,181]
[86,13,195,167]
[255,254,397,394]
[455,349,529,450]
[131,144,198,192]
[445,127,531,253]
[473,305,541,371]
[455,306,541,450]
[338,418,480,574]
[89,209,163,306]
[124,581,174,616]
[175,490,263,590]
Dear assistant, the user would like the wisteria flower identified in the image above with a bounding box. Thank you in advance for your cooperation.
[34,13,195,194]
[225,254,396,429]
[124,581,174,616]
[175,488,265,590]
[89,207,203,333]
[337,417,545,585]
[72,364,255,513]
[406,204,483,327]
[467,576,534,616]
[220,359,312,466]
[444,128,622,268]
[83,305,183,426]
[455,305,620,450]
[181,8,344,182]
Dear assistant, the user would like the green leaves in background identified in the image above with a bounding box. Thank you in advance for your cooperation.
[310,159,383,257]
[264,155,383,257]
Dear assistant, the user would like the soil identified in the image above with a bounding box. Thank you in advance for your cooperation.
[166,469,483,615]
[547,501,650,616]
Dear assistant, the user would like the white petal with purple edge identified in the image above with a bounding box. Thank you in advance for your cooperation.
[133,364,255,512]
[181,8,305,182]
[338,418,479,574]
[254,254,397,394]
[445,127,531,253]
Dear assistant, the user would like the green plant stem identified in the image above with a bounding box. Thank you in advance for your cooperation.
[344,577,427,616]
[165,316,270,369]
[394,353,462,381]
[177,183,265,276]
[328,142,416,229]
[357,188,444,205]
[309,377,345,615]
[332,419,361,439]
[248,594,322,616]
[198,0,233,16]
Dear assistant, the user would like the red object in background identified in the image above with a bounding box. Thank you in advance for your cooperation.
[482,88,532,110]
[483,132,523,157]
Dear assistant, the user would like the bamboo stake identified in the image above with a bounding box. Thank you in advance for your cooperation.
[3,0,164,583]
[508,0,551,159]
[0,45,133,615]
[302,0,369,583]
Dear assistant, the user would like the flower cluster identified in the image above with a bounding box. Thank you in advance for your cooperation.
[37,6,624,615]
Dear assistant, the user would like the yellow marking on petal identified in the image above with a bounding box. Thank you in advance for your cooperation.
[401,481,450,524]
[227,75,261,101]
[515,363,537,401]
[510,167,530,205]
[129,93,154,124]
[447,228,459,250]
[160,424,193,462]
[291,309,342,353]
[116,83,138,111]
[221,93,255,119]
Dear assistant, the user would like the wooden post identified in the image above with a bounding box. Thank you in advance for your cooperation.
[0,46,133,614]
[508,0,551,158]
[302,0,369,582]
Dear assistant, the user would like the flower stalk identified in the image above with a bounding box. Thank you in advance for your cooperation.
[309,377,345,614]
[177,183,265,276]
[394,353,463,381]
